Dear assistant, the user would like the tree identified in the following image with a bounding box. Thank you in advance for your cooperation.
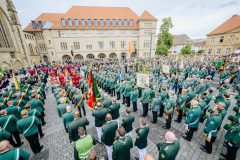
[180,44,192,55]
[197,49,204,54]
[156,17,173,56]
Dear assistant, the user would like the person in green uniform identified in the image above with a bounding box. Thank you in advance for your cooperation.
[0,109,23,147]
[112,126,133,160]
[62,105,74,133]
[159,88,168,117]
[174,89,187,123]
[6,100,21,120]
[140,84,152,117]
[198,95,207,123]
[121,108,135,136]
[74,91,86,117]
[101,114,118,160]
[130,86,139,112]
[102,94,112,109]
[200,107,222,154]
[182,100,201,141]
[56,97,69,117]
[28,94,45,124]
[0,140,30,160]
[221,118,240,160]
[69,111,89,143]
[124,82,132,107]
[157,131,180,160]
[74,127,97,160]
[0,127,17,147]
[135,118,149,160]
[222,94,231,111]
[92,102,108,143]
[115,82,121,100]
[151,92,161,124]
[17,110,43,154]
[108,98,120,126]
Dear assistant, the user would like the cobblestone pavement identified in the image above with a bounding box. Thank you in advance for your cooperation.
[21,78,239,160]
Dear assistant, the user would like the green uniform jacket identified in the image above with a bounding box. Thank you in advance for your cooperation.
[122,114,135,133]
[12,99,27,108]
[62,111,74,129]
[194,83,206,96]
[157,140,180,160]
[225,123,240,147]
[57,103,69,117]
[0,148,30,160]
[204,113,222,137]
[0,128,11,141]
[102,99,112,109]
[101,121,118,146]
[109,103,120,120]
[124,84,132,97]
[140,88,152,104]
[135,125,149,149]
[185,106,201,128]
[164,97,176,115]
[92,108,108,127]
[112,136,133,160]
[151,97,161,112]
[186,91,195,102]
[176,94,187,110]
[17,115,40,137]
[130,90,139,102]
[205,94,212,105]
[28,99,44,113]
[0,115,18,133]
[69,117,89,142]
[5,106,21,119]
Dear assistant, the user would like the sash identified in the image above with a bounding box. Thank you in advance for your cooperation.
[2,98,7,105]
[76,95,84,109]
[7,91,12,99]
[71,91,78,101]
[14,148,20,160]
[3,115,11,130]
[23,116,35,135]
[17,93,24,106]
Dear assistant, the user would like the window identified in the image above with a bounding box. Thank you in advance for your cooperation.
[121,41,126,48]
[219,36,224,43]
[106,19,110,27]
[86,44,92,50]
[68,19,72,27]
[100,19,104,27]
[210,37,215,43]
[39,44,46,52]
[10,52,15,59]
[88,19,92,27]
[60,42,68,50]
[81,19,85,27]
[75,19,79,27]
[208,49,212,54]
[144,40,150,48]
[48,40,51,44]
[230,35,234,43]
[112,19,116,27]
[129,19,133,27]
[61,18,66,27]
[98,41,104,49]
[124,19,128,27]
[216,48,221,54]
[225,48,231,54]
[94,19,98,27]
[73,42,80,50]
[110,41,115,49]
[118,19,122,27]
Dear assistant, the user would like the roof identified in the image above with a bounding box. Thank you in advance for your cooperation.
[139,10,157,20]
[23,6,156,31]
[192,38,206,47]
[207,15,240,36]
[173,34,193,46]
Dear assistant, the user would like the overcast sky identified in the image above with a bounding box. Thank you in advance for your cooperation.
[13,0,240,39]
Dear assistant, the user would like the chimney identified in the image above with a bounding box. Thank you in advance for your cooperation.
[31,20,36,29]
[61,18,66,27]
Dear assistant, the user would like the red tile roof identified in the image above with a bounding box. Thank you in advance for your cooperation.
[207,15,240,36]
[23,6,156,31]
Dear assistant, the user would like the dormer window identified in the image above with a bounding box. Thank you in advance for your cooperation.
[106,19,110,27]
[88,19,92,27]
[38,21,43,28]
[61,18,66,27]
[112,19,116,27]
[81,19,85,27]
[94,19,98,27]
[68,19,72,27]
[100,19,104,27]
[129,19,133,27]
[124,19,127,27]
[75,19,79,27]
[31,20,37,29]
[118,19,122,27]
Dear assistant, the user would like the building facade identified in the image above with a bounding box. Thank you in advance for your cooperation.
[169,34,193,54]
[0,0,31,68]
[23,6,157,63]
[205,15,240,55]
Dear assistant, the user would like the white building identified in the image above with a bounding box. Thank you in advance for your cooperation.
[23,6,157,63]
[169,34,193,54]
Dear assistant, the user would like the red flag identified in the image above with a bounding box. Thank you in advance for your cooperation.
[87,69,95,110]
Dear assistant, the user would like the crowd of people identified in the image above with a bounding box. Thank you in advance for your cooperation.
[0,54,239,160]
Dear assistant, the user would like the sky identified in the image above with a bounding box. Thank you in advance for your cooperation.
[13,0,240,39]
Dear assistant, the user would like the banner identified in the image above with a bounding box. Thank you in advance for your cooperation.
[162,65,170,74]
[136,73,149,88]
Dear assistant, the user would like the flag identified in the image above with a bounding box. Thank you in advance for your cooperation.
[129,41,133,54]
[0,67,4,77]
[12,69,20,89]
[87,67,101,110]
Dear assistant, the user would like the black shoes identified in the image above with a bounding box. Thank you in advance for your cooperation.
[182,136,191,141]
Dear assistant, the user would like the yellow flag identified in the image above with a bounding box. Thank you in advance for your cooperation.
[129,41,133,54]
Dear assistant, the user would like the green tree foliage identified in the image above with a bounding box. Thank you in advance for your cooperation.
[180,44,192,55]
[156,17,173,56]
